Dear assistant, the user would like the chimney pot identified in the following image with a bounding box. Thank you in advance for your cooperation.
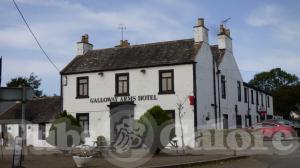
[219,24,226,34]
[76,34,93,55]
[196,18,205,27]
[81,34,89,43]
[194,17,208,43]
[217,25,232,51]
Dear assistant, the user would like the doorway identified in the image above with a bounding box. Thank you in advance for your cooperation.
[109,102,135,147]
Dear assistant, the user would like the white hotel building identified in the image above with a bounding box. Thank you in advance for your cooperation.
[60,18,273,147]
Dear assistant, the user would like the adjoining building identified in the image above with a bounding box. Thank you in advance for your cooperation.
[290,104,300,120]
[60,18,273,147]
[0,97,60,147]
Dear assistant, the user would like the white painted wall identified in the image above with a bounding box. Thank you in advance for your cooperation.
[194,42,216,129]
[215,34,274,129]
[26,123,53,147]
[217,48,245,129]
[63,64,196,147]
[5,124,19,147]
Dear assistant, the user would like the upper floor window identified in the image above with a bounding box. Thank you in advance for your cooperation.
[115,73,129,96]
[77,76,89,98]
[159,70,174,94]
[244,87,248,103]
[267,96,270,107]
[251,90,254,104]
[261,93,264,106]
[76,113,89,136]
[237,81,241,101]
[221,75,226,99]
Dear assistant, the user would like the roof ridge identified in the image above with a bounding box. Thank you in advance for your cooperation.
[91,38,194,51]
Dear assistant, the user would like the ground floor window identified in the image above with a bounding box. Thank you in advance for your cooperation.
[76,113,89,136]
[223,114,229,129]
[38,123,46,140]
[164,110,175,121]
[164,110,176,139]
[236,115,242,128]
[245,115,252,127]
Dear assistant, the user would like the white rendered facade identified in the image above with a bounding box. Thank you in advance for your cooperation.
[61,18,274,148]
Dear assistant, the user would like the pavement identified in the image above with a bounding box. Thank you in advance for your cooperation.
[0,147,242,168]
[0,139,299,168]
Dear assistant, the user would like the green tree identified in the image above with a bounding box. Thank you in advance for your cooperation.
[249,68,299,92]
[6,73,43,96]
[272,85,300,119]
[138,105,174,154]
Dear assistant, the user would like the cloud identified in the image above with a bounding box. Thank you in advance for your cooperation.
[1,0,191,52]
[1,0,197,94]
[246,4,283,27]
[246,4,300,43]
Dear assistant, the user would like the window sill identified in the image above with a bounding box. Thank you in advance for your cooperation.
[114,93,130,97]
[76,96,89,99]
[158,91,175,95]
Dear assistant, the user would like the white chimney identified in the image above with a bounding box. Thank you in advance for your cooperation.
[76,34,93,55]
[217,25,232,52]
[193,18,208,43]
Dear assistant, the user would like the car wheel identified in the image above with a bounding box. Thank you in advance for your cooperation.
[272,132,285,141]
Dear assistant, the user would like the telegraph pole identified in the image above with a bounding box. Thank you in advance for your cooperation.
[21,85,26,161]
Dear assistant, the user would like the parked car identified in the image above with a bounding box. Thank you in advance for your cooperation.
[265,119,300,136]
[250,122,297,140]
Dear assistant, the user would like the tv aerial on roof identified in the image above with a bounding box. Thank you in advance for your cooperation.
[118,24,126,41]
[221,17,232,27]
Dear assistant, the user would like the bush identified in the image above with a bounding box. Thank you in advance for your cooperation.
[46,111,84,151]
[138,105,174,154]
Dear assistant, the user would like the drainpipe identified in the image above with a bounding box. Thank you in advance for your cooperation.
[247,88,250,127]
[216,68,221,129]
[212,56,218,129]
[265,94,268,119]
[60,75,63,113]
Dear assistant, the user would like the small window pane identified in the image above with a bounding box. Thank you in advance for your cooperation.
[162,72,172,78]
[123,82,128,93]
[119,76,127,81]
[83,85,88,95]
[79,79,87,84]
[118,82,123,93]
[167,78,172,90]
[162,79,167,91]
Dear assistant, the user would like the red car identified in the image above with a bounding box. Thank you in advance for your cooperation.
[251,122,296,140]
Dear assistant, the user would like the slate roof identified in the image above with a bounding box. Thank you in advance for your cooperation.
[0,102,16,114]
[61,39,202,74]
[0,97,61,124]
[243,82,272,95]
